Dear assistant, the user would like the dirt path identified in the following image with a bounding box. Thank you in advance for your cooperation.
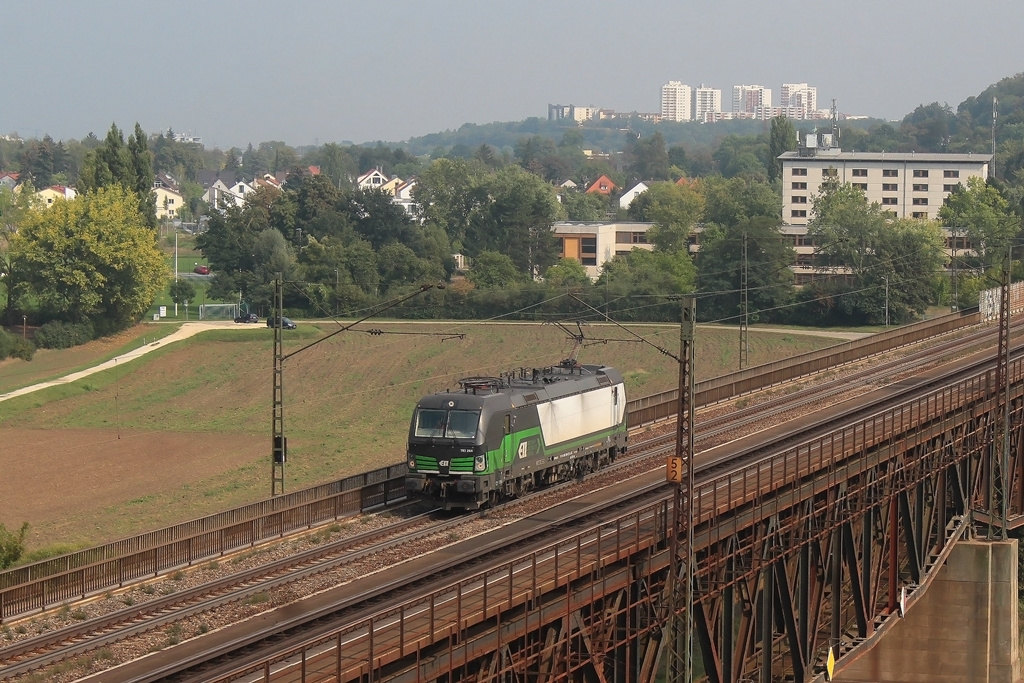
[0,322,242,403]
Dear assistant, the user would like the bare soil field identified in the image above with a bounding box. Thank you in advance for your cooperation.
[0,320,845,554]
[0,428,261,546]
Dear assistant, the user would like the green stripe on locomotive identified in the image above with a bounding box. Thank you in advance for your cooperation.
[477,420,627,476]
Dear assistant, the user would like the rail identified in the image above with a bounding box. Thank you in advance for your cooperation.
[0,310,979,622]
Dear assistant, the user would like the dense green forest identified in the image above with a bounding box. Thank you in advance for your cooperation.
[3,73,1024,357]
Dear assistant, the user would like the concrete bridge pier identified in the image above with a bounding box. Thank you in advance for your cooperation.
[837,539,1021,683]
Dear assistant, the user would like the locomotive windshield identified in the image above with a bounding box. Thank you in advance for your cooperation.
[414,409,480,439]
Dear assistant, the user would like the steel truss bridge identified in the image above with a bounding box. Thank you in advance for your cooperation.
[174,336,1024,683]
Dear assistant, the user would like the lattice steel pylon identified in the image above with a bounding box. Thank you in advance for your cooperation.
[740,233,748,370]
[994,248,1010,537]
[667,296,696,683]
[271,273,286,496]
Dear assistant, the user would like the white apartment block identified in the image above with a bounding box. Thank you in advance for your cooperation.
[732,84,772,113]
[780,83,817,115]
[694,85,722,121]
[661,81,692,122]
[779,140,991,225]
[547,104,600,122]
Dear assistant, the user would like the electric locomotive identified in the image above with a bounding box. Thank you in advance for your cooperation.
[405,361,627,510]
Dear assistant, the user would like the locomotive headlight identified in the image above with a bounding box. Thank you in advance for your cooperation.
[408,457,417,469]
[474,454,487,472]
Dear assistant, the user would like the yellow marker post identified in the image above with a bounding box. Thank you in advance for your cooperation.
[666,456,684,483]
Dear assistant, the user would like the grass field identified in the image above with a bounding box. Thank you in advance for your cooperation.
[0,319,848,555]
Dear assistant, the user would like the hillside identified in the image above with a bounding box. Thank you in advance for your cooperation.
[0,321,844,551]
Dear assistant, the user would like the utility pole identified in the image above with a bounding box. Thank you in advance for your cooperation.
[667,296,696,683]
[951,227,960,312]
[884,275,890,327]
[740,232,748,369]
[271,273,286,496]
[270,280,441,496]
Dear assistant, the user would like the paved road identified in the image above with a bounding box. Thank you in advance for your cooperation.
[0,322,243,403]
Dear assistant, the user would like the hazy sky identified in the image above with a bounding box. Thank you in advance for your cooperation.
[4,1,1022,150]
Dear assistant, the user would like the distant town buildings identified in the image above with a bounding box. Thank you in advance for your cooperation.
[780,83,817,115]
[660,81,692,122]
[732,84,772,115]
[693,85,722,121]
[545,82,836,124]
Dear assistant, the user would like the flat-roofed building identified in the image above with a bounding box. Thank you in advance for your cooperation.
[732,84,772,113]
[661,81,692,122]
[552,221,655,280]
[779,138,991,225]
[694,85,722,121]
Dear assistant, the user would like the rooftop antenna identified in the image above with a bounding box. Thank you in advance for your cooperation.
[831,98,840,146]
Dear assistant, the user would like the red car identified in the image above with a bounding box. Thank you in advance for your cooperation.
[194,265,211,275]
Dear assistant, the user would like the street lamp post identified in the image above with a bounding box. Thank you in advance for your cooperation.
[22,315,26,339]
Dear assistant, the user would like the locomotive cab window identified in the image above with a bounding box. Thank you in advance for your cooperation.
[414,409,480,439]
[446,410,480,439]
[414,409,447,437]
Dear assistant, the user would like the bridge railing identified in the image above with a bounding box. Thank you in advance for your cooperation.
[0,310,979,621]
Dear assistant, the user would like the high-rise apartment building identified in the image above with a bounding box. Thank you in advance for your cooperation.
[694,85,722,121]
[780,83,817,115]
[661,81,692,122]
[732,85,772,114]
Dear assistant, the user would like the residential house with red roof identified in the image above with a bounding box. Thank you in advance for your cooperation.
[586,175,616,195]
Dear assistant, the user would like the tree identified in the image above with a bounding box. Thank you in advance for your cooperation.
[127,123,157,228]
[223,148,241,179]
[467,166,561,277]
[348,188,415,250]
[78,123,130,194]
[78,123,157,228]
[561,190,609,221]
[468,250,527,288]
[414,158,487,248]
[630,182,705,253]
[12,186,167,333]
[806,179,945,325]
[695,216,795,323]
[0,184,35,324]
[625,131,670,182]
[596,249,697,320]
[939,176,1017,267]
[544,258,591,288]
[0,522,29,569]
[767,117,796,183]
[712,134,769,180]
[169,278,196,307]
[700,175,781,227]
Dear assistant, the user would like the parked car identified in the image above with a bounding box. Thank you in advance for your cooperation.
[266,316,297,330]
[234,313,259,323]
[194,264,211,275]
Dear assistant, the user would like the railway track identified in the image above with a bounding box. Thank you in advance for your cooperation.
[81,334,1019,683]
[0,311,980,630]
[0,316,998,681]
